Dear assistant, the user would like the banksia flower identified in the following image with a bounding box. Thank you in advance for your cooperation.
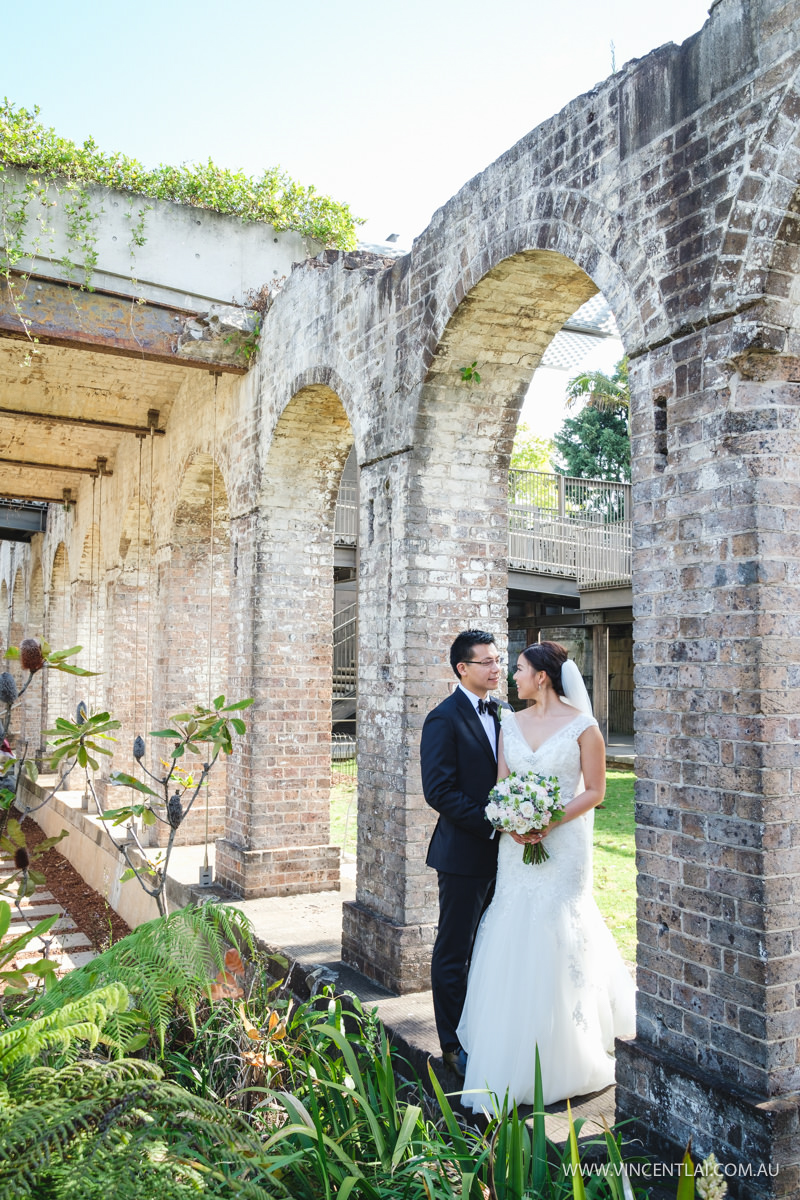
[133,735,145,760]
[167,792,184,829]
[14,846,29,871]
[20,639,44,673]
[76,701,88,726]
[0,672,17,704]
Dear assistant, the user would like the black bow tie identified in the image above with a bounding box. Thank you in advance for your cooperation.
[477,698,498,717]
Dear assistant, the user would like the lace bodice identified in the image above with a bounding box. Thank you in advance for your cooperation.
[501,709,596,797]
[493,709,599,905]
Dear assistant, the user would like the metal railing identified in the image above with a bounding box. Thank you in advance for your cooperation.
[508,469,629,523]
[609,689,634,735]
[334,469,632,586]
[576,520,632,587]
[334,478,358,545]
[508,470,631,586]
[333,602,357,696]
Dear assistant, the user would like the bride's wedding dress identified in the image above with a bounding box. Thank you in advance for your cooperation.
[457,710,636,1111]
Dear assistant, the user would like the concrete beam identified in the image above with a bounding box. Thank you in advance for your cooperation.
[0,275,247,373]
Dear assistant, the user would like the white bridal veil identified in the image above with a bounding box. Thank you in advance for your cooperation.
[560,659,594,717]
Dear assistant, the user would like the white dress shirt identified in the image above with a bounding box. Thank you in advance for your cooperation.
[458,683,497,759]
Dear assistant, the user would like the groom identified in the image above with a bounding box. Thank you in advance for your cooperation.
[421,629,502,1078]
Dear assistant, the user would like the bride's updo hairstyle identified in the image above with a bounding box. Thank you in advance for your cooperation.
[521,640,568,695]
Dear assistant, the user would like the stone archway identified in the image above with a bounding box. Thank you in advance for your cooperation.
[216,380,353,897]
[342,249,633,990]
[27,558,45,758]
[9,569,25,743]
[150,453,231,847]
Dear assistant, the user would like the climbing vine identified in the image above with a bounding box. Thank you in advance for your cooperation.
[0,100,360,246]
[0,99,359,303]
[0,100,360,362]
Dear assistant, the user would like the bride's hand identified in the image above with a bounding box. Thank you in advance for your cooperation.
[511,826,549,845]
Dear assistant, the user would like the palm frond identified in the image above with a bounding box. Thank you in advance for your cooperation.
[565,356,629,413]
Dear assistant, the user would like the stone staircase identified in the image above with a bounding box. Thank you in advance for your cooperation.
[1,849,96,978]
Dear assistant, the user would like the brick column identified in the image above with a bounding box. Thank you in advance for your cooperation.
[342,381,513,992]
[216,386,349,898]
[615,334,800,1196]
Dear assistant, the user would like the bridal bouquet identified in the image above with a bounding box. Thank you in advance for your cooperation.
[484,771,564,865]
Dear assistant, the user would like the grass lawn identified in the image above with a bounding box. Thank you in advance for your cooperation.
[593,769,636,961]
[330,765,637,961]
[330,767,358,857]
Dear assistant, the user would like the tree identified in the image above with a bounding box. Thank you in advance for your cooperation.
[510,423,553,471]
[553,405,630,482]
[565,355,629,431]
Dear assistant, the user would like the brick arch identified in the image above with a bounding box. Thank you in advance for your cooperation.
[216,382,349,898]
[344,249,611,962]
[279,367,363,463]
[151,452,231,847]
[405,195,653,395]
[0,580,7,651]
[161,449,232,549]
[9,567,25,660]
[8,569,26,744]
[706,58,800,337]
[24,558,46,755]
[118,495,152,576]
[72,525,103,712]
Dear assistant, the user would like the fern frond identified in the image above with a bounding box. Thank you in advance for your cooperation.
[0,984,129,1067]
[0,1058,286,1199]
[31,903,254,1055]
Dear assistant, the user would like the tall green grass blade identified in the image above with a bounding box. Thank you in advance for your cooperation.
[619,1163,637,1200]
[600,1118,625,1200]
[427,1059,470,1156]
[532,1045,548,1195]
[567,1099,587,1200]
[676,1144,695,1200]
[390,1104,422,1170]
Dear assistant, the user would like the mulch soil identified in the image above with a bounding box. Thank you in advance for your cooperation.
[21,816,131,952]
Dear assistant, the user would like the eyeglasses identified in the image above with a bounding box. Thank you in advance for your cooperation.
[463,657,504,668]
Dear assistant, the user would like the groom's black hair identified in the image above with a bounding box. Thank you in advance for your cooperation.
[450,629,496,678]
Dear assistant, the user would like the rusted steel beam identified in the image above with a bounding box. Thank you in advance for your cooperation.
[0,405,166,436]
[0,275,246,373]
[0,457,113,476]
[0,491,65,505]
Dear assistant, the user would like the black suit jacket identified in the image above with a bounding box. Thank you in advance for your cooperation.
[421,688,501,879]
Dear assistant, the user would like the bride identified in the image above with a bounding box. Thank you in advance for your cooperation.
[457,640,636,1111]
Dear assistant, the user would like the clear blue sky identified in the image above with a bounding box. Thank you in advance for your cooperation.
[5,0,712,248]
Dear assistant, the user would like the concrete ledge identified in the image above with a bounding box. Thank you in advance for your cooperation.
[20,777,162,927]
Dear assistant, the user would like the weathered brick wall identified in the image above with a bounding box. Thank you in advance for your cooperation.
[2,0,800,1187]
